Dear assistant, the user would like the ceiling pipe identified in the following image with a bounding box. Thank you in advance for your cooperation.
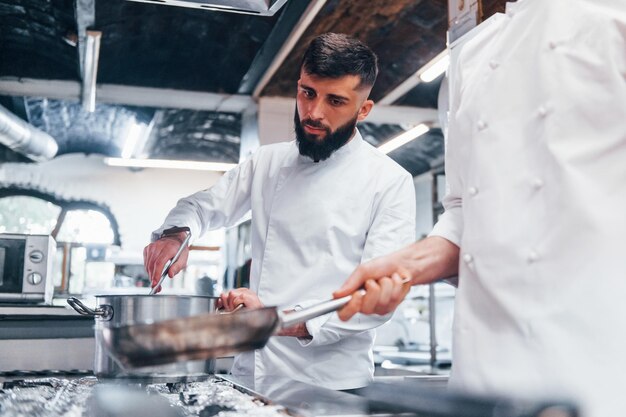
[82,30,102,112]
[0,104,58,162]
[0,77,254,113]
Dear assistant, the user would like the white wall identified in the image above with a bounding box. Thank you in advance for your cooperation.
[0,154,224,254]
[258,97,295,145]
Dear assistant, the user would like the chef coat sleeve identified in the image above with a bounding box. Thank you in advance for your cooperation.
[429,50,465,247]
[151,153,256,242]
[297,172,417,347]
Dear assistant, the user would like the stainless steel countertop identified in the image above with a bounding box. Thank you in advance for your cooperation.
[0,304,79,316]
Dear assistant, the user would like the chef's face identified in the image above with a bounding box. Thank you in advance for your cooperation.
[295,70,374,161]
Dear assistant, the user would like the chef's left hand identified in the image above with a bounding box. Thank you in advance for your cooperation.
[218,288,264,311]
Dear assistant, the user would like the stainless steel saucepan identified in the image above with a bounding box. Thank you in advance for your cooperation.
[67,229,211,377]
[102,293,361,368]
[68,294,218,377]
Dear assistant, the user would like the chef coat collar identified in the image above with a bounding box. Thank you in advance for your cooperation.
[505,0,530,16]
[296,128,363,165]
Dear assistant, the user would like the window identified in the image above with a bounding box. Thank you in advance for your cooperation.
[0,191,120,245]
[56,209,115,244]
[0,196,61,235]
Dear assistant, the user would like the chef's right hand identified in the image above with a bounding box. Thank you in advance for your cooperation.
[143,234,190,293]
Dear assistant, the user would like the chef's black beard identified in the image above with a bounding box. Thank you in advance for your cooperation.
[294,109,358,162]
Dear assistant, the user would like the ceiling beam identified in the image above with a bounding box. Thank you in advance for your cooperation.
[0,78,254,113]
[258,96,438,127]
[251,0,327,99]
[238,0,314,95]
[0,78,438,124]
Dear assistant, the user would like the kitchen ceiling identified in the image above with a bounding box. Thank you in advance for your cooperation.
[0,0,508,176]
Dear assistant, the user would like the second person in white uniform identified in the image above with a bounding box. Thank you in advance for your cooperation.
[334,1,626,415]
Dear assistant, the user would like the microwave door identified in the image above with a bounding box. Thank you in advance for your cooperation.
[0,239,26,293]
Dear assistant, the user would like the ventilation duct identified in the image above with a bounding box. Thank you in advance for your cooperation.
[0,104,58,162]
[125,0,288,16]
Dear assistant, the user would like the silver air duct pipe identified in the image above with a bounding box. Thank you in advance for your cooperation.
[0,104,58,162]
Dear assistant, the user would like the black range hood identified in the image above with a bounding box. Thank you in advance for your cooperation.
[125,0,288,16]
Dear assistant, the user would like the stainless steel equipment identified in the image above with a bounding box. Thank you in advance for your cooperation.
[68,295,218,378]
[102,293,360,367]
[0,374,579,417]
[0,233,56,304]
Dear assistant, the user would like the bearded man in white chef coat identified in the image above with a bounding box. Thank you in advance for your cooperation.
[143,33,416,390]
[335,1,626,416]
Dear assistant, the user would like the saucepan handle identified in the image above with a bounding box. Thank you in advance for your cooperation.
[67,297,113,321]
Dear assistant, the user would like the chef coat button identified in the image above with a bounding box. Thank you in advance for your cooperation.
[527,250,540,263]
[468,186,479,196]
[548,41,557,50]
[463,254,473,263]
[489,60,499,69]
[477,120,488,131]
[532,178,545,190]
[538,106,549,118]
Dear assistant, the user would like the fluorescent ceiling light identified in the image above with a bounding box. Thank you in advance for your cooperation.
[419,53,449,83]
[104,157,237,172]
[378,50,448,105]
[377,124,430,154]
[121,121,146,159]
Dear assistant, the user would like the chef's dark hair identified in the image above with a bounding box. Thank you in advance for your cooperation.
[301,33,378,90]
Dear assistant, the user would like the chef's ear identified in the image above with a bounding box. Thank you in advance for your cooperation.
[357,99,374,122]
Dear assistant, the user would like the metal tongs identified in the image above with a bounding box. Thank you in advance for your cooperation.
[149,230,192,295]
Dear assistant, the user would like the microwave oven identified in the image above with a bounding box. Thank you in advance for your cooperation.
[0,233,56,304]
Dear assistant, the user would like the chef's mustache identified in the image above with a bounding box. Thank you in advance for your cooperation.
[302,118,330,132]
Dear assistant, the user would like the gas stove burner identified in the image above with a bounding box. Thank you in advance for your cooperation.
[147,377,286,417]
[0,377,98,416]
[97,373,214,385]
[198,404,235,416]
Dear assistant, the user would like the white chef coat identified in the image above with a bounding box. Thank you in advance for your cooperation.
[155,130,416,389]
[430,1,626,416]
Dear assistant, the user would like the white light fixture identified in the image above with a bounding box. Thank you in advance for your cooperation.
[121,121,146,159]
[419,53,450,83]
[377,123,430,155]
[379,50,449,105]
[104,157,237,172]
